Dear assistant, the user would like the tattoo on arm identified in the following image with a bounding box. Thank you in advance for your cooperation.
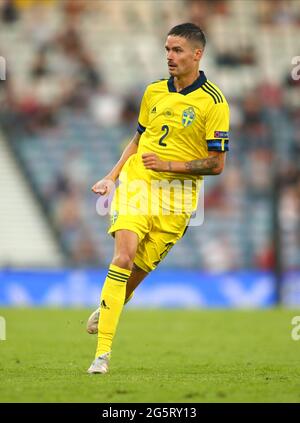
[185,156,221,175]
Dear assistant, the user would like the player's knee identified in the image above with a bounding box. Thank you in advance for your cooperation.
[112,253,134,270]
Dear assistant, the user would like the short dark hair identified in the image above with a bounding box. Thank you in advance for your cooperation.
[168,23,206,48]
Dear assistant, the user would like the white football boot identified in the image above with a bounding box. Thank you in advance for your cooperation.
[87,352,110,374]
[86,307,100,334]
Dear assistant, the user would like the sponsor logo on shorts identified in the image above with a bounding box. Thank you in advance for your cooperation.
[111,210,118,225]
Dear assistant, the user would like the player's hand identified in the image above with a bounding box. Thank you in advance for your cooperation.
[91,177,115,195]
[142,153,168,172]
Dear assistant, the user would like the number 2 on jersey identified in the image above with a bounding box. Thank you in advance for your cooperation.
[159,125,169,147]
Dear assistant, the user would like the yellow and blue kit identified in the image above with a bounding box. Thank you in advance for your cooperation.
[109,71,230,272]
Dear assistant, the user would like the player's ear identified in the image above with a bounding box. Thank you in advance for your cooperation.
[194,47,203,61]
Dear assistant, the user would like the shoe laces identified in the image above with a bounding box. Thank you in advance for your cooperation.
[97,352,111,361]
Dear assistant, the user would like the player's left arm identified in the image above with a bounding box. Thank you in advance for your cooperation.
[142,150,226,175]
[176,151,226,175]
[143,97,229,175]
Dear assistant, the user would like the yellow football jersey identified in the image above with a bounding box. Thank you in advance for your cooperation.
[117,71,230,214]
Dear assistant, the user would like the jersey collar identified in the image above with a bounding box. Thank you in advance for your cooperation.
[167,71,207,95]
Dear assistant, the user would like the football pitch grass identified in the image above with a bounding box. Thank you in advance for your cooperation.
[0,308,300,403]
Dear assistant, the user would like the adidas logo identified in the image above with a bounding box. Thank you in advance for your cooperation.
[100,299,110,310]
[151,106,157,113]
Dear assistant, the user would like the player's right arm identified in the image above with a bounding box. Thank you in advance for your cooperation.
[92,85,150,195]
[91,132,140,195]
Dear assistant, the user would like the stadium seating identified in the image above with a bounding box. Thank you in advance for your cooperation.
[0,0,299,270]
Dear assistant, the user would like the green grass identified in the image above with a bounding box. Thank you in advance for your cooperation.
[0,308,300,402]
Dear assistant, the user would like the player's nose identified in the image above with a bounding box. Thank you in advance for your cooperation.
[167,51,174,61]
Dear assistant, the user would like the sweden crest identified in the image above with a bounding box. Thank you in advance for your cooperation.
[182,107,195,127]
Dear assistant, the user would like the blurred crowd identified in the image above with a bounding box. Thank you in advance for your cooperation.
[0,0,299,269]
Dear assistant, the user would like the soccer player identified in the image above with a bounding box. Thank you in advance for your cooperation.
[87,23,230,374]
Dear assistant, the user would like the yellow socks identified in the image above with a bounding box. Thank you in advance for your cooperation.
[95,264,131,358]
